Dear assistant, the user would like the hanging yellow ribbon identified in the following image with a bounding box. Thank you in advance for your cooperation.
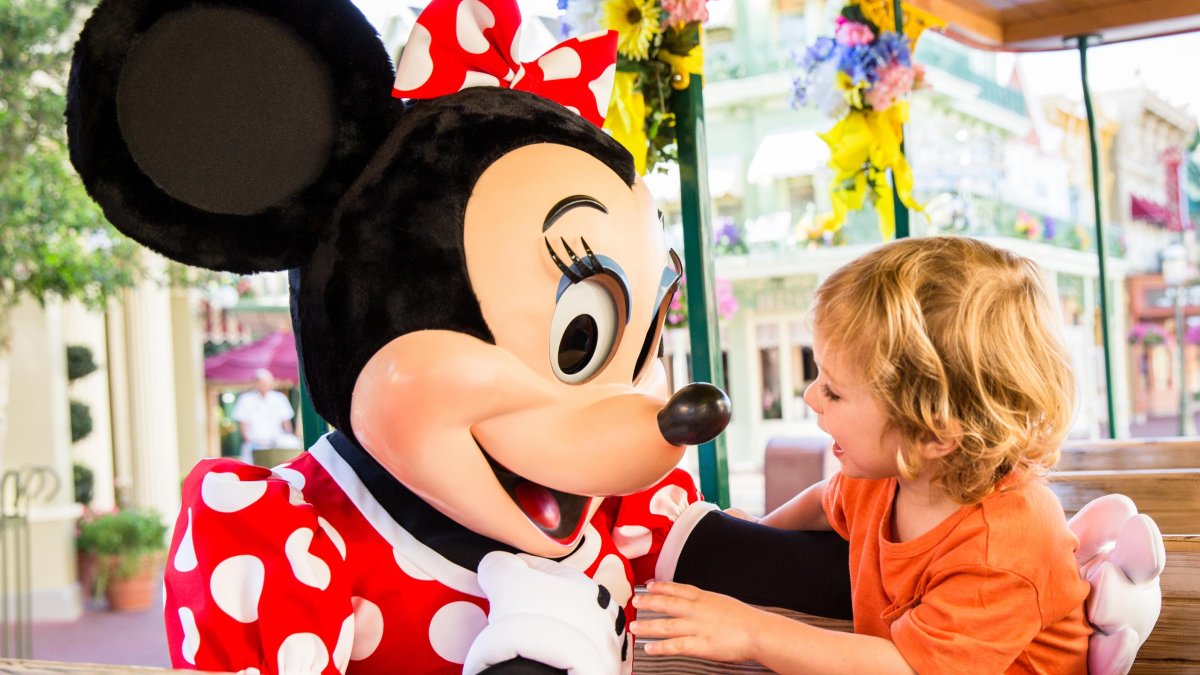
[604,71,649,175]
[657,43,704,90]
[818,102,919,240]
[854,0,945,46]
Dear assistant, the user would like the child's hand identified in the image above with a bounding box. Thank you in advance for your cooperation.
[723,507,759,523]
[630,581,762,662]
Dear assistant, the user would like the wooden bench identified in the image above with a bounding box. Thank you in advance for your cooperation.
[1047,469,1200,535]
[1057,439,1200,472]
[634,535,1200,674]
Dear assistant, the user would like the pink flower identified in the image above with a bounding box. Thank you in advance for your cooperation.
[864,62,915,110]
[661,0,708,27]
[835,21,875,47]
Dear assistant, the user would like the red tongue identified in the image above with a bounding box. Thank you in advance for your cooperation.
[513,481,561,531]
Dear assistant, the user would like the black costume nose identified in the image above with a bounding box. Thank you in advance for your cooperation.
[657,383,732,446]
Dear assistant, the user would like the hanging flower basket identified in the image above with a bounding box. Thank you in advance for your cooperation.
[560,0,708,174]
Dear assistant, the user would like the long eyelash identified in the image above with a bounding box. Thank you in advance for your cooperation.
[545,238,582,282]
[546,236,605,282]
[580,237,603,275]
[822,383,841,402]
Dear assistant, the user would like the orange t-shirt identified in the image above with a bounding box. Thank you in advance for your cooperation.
[823,471,1091,674]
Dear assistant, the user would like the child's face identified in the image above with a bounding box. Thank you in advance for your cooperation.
[803,329,904,480]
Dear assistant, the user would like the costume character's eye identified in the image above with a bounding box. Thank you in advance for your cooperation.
[549,277,622,383]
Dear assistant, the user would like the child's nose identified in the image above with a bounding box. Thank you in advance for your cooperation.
[802,381,821,413]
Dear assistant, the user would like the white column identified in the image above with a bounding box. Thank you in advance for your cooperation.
[105,302,134,506]
[4,297,84,621]
[171,286,208,474]
[122,253,182,521]
[61,301,117,511]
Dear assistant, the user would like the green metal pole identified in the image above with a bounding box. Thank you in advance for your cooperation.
[299,373,327,448]
[672,75,731,508]
[1077,35,1119,438]
[891,0,910,239]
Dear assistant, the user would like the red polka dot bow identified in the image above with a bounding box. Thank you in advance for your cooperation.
[392,0,618,127]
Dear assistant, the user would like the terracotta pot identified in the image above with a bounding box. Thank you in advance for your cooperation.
[76,550,99,601]
[101,554,161,612]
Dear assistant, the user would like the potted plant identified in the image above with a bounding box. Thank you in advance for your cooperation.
[76,509,167,612]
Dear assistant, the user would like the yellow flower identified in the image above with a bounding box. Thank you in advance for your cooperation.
[602,0,661,61]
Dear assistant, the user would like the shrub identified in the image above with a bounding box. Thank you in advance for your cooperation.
[66,345,99,381]
[69,399,93,443]
[73,463,95,506]
[76,509,168,594]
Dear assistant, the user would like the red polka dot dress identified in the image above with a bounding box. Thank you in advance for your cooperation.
[163,435,701,674]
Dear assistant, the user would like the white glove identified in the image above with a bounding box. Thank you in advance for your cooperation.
[464,551,626,675]
[1067,494,1165,675]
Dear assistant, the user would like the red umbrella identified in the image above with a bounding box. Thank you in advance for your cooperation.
[204,332,299,384]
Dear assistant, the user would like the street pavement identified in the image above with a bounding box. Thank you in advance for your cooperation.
[29,414,1195,669]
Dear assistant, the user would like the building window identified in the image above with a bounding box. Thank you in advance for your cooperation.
[757,324,783,420]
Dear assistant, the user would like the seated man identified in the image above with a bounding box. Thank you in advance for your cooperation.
[231,369,298,462]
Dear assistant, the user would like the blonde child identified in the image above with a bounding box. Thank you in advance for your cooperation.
[632,236,1091,673]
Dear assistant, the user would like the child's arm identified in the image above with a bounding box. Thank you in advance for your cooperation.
[632,581,915,675]
[759,479,832,530]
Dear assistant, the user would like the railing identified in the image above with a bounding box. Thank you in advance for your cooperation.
[0,467,59,659]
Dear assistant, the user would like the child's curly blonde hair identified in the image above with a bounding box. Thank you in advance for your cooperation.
[812,236,1076,504]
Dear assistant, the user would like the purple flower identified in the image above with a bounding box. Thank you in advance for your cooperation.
[801,37,837,70]
[1043,217,1057,240]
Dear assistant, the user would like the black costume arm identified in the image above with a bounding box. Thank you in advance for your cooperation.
[669,509,853,620]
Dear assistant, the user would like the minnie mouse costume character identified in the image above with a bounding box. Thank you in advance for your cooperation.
[65,0,1162,672]
[66,0,852,671]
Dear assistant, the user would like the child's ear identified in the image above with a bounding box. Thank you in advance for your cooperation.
[920,421,961,460]
[67,0,398,274]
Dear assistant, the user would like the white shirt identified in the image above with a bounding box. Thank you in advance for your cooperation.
[231,389,295,449]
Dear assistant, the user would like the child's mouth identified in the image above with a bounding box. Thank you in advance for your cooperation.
[831,441,844,458]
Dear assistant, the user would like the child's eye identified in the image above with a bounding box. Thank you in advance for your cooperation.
[822,383,841,402]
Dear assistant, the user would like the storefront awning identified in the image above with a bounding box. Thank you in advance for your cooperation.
[746,131,829,185]
[1131,194,1173,229]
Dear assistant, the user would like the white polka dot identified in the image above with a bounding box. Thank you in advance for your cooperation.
[285,528,331,591]
[201,472,267,513]
[332,613,354,674]
[271,465,306,491]
[649,484,689,520]
[287,486,307,507]
[318,517,346,560]
[178,607,200,665]
[594,554,633,609]
[210,555,265,623]
[459,70,501,90]
[235,669,261,675]
[612,524,653,559]
[394,549,434,581]
[578,30,609,42]
[539,47,581,81]
[589,64,616,118]
[559,524,601,572]
[173,508,197,572]
[395,24,434,91]
[428,601,488,664]
[456,0,496,54]
[350,597,384,661]
[509,65,527,89]
[564,105,581,116]
[510,24,524,64]
[277,632,328,674]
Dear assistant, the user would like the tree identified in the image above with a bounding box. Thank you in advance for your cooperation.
[1,0,143,463]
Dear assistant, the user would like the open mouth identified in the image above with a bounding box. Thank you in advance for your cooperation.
[476,439,592,545]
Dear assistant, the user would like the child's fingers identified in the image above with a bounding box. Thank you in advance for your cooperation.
[629,616,691,639]
[643,580,700,599]
[724,507,758,522]
[642,635,700,656]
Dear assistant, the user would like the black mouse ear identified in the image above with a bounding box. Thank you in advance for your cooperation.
[67,0,398,273]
